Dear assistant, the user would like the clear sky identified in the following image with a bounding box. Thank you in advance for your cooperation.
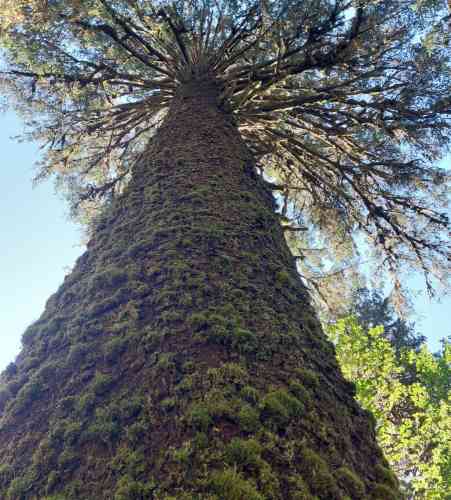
[0,111,449,372]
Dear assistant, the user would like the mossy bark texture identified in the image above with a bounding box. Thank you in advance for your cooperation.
[0,79,401,499]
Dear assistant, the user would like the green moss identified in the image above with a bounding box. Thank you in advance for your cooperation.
[240,385,260,404]
[175,376,194,395]
[189,404,213,432]
[44,471,60,495]
[155,352,176,371]
[126,421,149,445]
[112,448,147,478]
[238,405,261,433]
[371,483,400,500]
[173,442,192,465]
[224,438,262,470]
[114,475,156,500]
[297,446,340,499]
[103,337,128,363]
[160,310,183,323]
[208,467,263,500]
[260,389,303,428]
[295,367,320,389]
[88,295,121,318]
[31,437,57,473]
[90,267,128,290]
[0,387,12,412]
[160,397,177,413]
[0,464,13,489]
[233,328,258,354]
[66,343,89,366]
[219,363,248,383]
[87,410,121,445]
[289,381,312,405]
[120,396,144,420]
[12,378,43,415]
[6,473,35,500]
[275,270,290,286]
[63,421,83,446]
[204,390,234,420]
[92,372,113,396]
[287,475,313,499]
[182,360,195,373]
[43,494,66,500]
[374,464,399,489]
[76,391,96,416]
[57,449,80,472]
[335,466,365,498]
[193,432,209,450]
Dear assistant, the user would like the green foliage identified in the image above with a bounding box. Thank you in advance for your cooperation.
[351,288,426,355]
[327,317,450,498]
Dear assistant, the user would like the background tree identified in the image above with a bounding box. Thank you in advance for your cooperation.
[0,0,450,498]
[327,317,450,499]
[351,288,426,356]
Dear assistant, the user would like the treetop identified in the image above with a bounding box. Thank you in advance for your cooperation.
[1,0,450,297]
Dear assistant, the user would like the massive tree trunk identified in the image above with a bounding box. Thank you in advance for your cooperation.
[0,78,401,499]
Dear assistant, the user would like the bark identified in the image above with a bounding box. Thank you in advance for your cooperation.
[0,77,401,499]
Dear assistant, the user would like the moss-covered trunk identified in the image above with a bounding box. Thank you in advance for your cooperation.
[0,78,401,499]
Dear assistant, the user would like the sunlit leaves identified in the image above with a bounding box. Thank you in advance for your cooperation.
[328,317,450,498]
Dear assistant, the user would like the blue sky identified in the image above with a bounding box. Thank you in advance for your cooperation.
[0,111,450,371]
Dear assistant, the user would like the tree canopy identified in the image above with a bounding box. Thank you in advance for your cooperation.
[327,316,450,499]
[0,0,450,295]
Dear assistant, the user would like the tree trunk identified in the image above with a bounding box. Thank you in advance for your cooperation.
[0,78,401,500]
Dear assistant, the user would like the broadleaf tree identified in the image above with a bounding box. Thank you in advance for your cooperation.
[327,317,450,499]
[0,0,450,498]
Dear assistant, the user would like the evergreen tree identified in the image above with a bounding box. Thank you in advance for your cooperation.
[351,288,426,356]
[0,0,449,498]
